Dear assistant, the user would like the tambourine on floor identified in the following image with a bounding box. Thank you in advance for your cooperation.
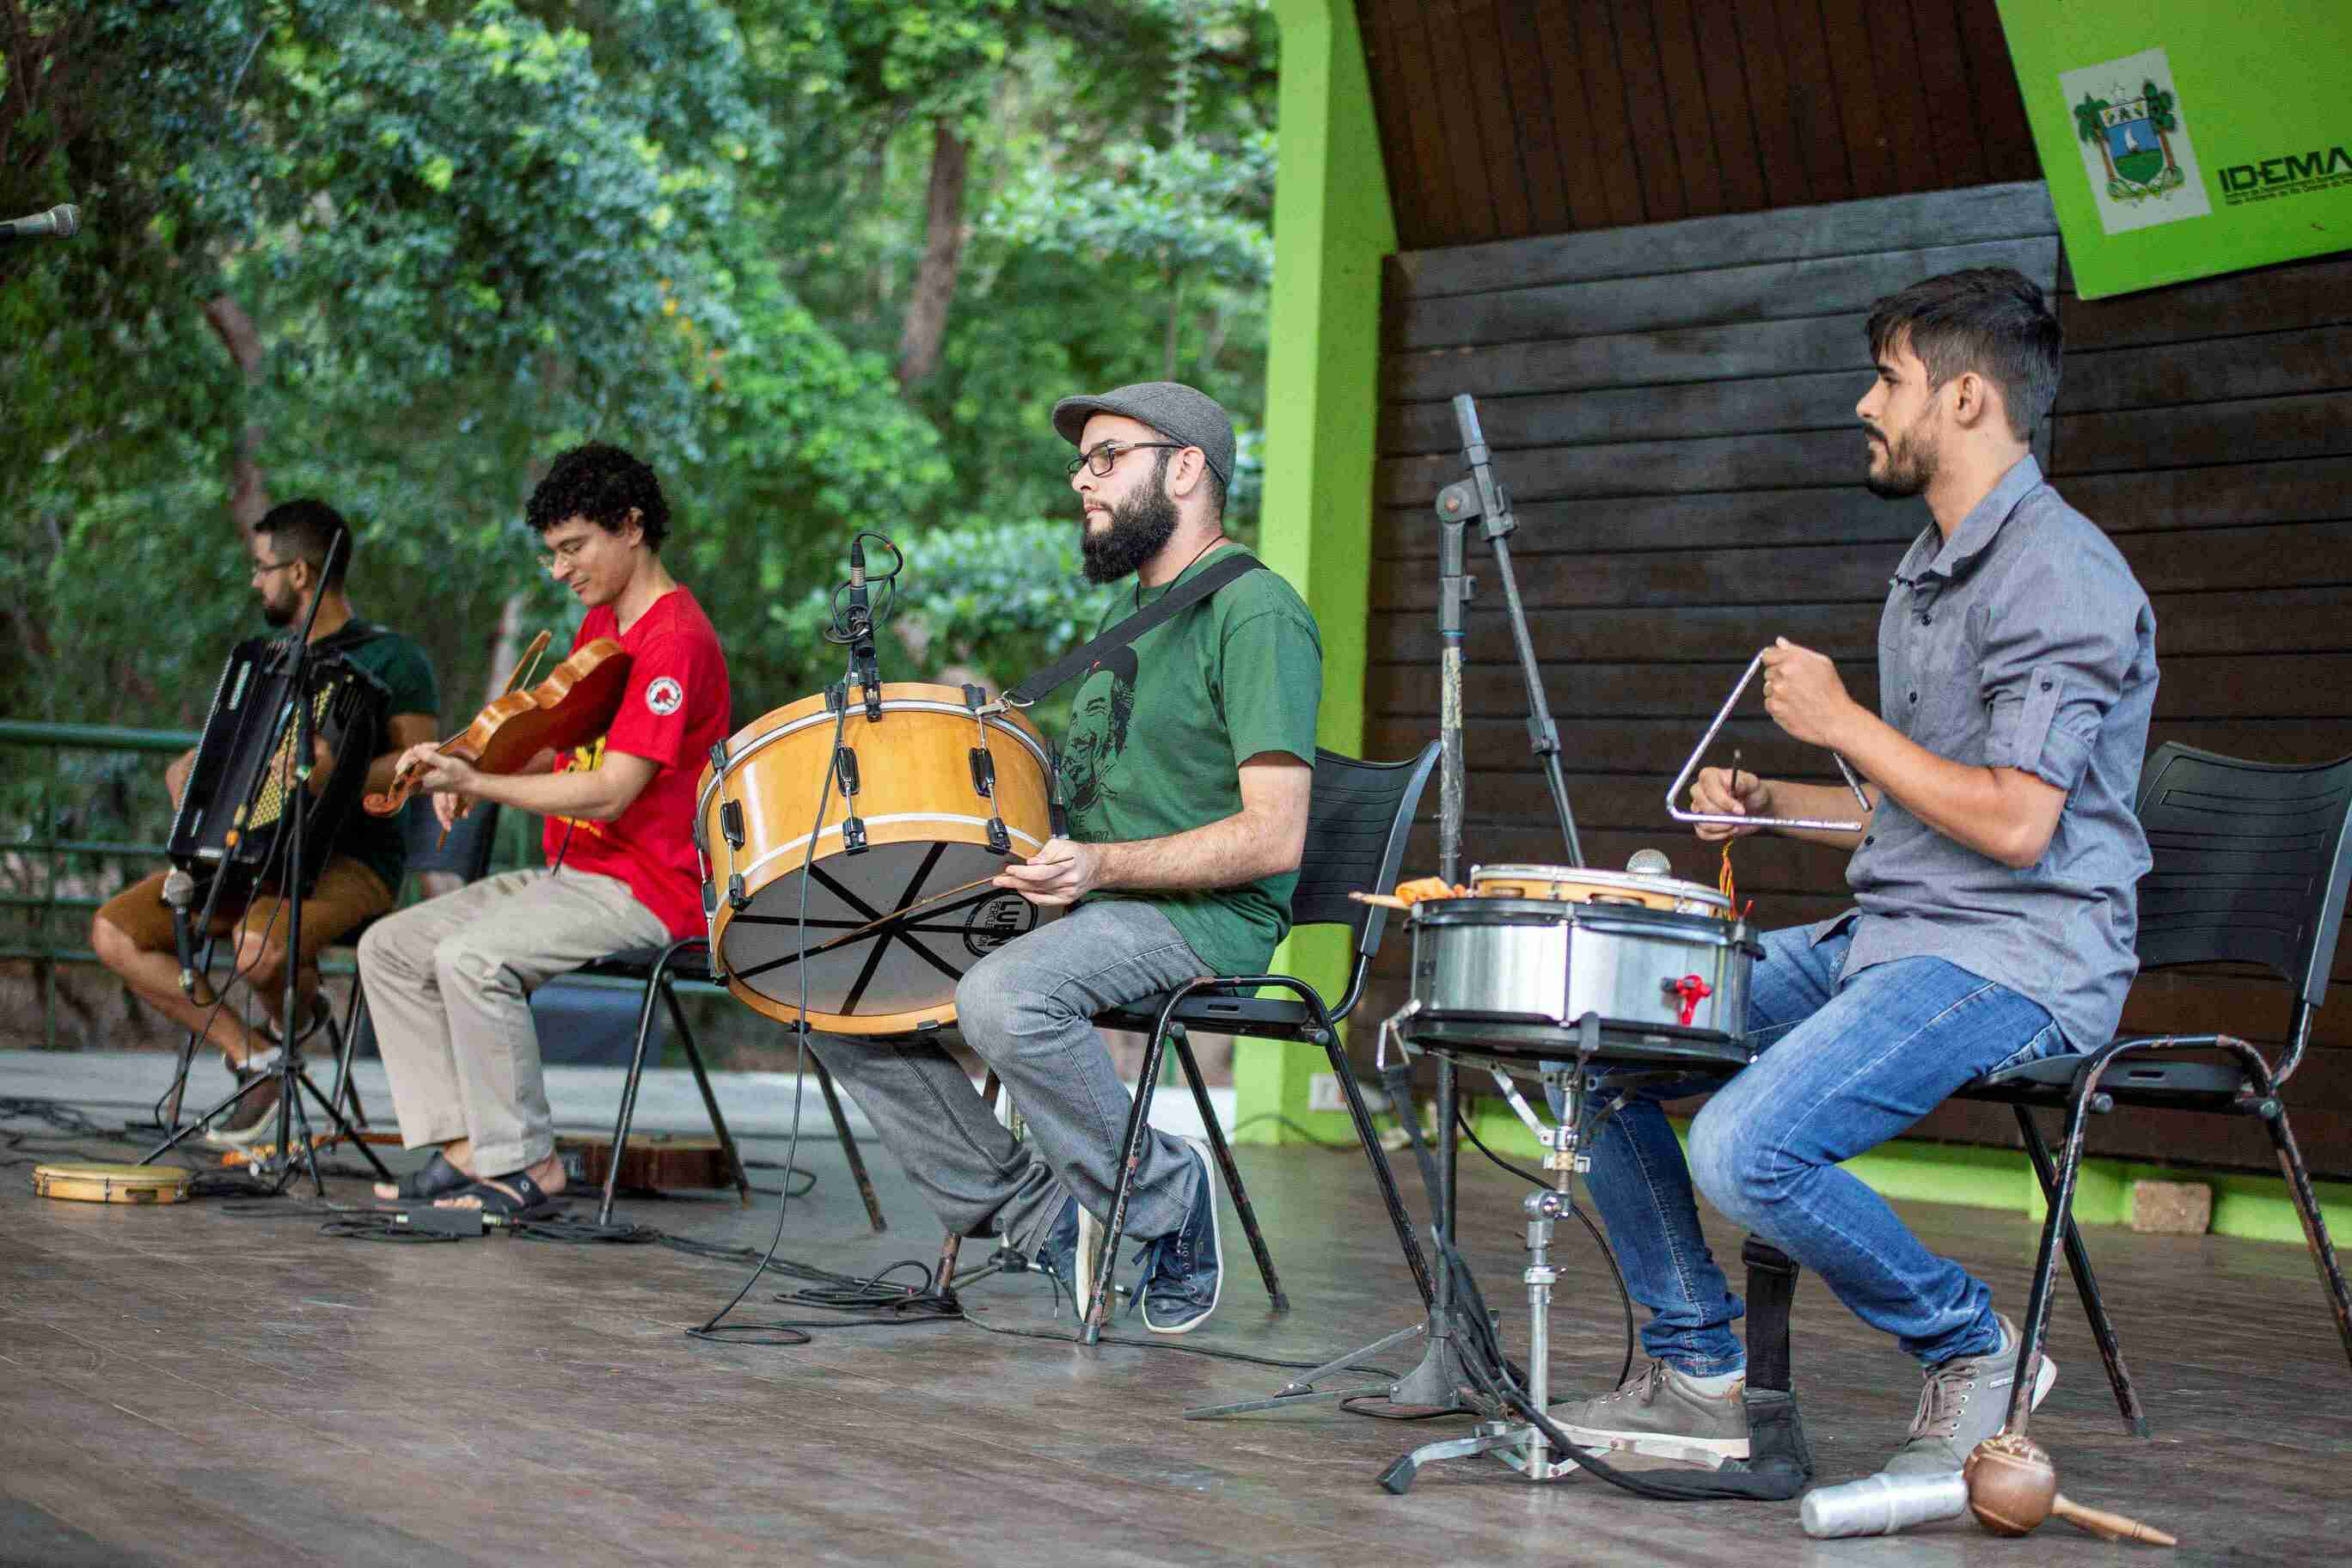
[32,1161,194,1205]
[696,683,1057,1036]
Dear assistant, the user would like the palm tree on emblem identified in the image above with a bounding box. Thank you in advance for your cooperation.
[2073,93,2116,185]
[2141,78,2179,175]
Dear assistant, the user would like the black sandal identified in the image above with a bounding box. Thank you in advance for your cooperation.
[385,1151,471,1201]
[438,1168,561,1219]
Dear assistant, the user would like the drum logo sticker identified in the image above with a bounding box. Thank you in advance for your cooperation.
[2059,47,2210,235]
[645,677,684,716]
[965,894,1034,956]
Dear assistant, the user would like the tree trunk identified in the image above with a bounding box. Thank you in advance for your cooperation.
[203,294,270,531]
[896,121,969,389]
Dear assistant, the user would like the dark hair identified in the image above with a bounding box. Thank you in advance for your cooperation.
[254,499,353,590]
[525,443,671,551]
[1865,267,2062,441]
[1150,444,1226,520]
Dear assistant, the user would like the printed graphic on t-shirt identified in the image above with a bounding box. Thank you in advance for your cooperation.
[550,734,609,842]
[1059,644,1138,822]
[645,676,683,716]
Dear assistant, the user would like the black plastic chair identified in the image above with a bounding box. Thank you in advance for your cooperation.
[1075,743,1443,1344]
[1957,743,2352,1436]
[570,936,886,1233]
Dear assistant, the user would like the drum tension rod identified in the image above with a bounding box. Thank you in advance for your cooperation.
[965,683,1013,856]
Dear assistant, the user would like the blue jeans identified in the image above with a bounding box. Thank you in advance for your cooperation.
[1578,922,2066,1373]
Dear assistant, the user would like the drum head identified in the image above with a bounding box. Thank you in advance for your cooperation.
[717,840,1040,1030]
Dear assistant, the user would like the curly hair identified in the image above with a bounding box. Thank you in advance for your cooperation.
[525,443,671,551]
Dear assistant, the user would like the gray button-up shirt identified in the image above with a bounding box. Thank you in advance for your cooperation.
[1818,455,2159,1050]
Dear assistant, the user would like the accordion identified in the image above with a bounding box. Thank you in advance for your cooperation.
[168,634,389,903]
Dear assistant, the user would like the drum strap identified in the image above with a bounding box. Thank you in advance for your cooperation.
[1005,553,1265,708]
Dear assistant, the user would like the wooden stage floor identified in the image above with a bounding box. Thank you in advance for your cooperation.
[3,1118,2346,1565]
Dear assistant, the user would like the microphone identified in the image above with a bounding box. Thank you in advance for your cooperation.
[161,868,214,1005]
[1626,848,1673,876]
[2,205,81,240]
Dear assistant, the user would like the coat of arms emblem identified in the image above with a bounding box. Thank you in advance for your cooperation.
[2056,46,2212,236]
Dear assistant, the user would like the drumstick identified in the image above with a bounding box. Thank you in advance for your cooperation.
[798,875,1007,958]
[1349,891,1413,910]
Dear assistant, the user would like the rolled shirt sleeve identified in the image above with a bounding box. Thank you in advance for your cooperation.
[1979,550,2144,794]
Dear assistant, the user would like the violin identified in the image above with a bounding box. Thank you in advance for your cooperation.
[363,631,634,817]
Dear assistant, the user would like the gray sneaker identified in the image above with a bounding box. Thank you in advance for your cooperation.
[1553,1359,1751,1461]
[1883,1314,2057,1474]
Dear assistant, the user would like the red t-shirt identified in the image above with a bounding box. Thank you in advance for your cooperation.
[543,587,731,939]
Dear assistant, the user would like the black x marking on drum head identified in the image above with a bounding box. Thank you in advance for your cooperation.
[730,844,989,1016]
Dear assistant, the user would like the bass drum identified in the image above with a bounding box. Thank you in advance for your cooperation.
[696,683,1055,1036]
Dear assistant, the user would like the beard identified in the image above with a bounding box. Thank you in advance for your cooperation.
[1080,474,1181,585]
[1862,415,1940,499]
[259,594,296,628]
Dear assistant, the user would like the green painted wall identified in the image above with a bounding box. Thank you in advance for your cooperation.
[1234,0,1397,1145]
[1465,1103,2352,1248]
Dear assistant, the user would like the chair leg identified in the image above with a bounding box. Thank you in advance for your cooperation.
[1328,1038,1437,1312]
[663,974,755,1213]
[330,976,371,1129]
[2006,1081,2103,1433]
[2013,1105,2150,1436]
[808,1049,887,1234]
[596,963,671,1228]
[1172,1026,1285,1314]
[2256,1100,2352,1373]
[1083,1019,1173,1346]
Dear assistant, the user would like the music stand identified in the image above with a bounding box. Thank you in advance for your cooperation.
[139,528,395,1194]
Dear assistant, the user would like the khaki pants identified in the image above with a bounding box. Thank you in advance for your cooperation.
[358,868,667,1174]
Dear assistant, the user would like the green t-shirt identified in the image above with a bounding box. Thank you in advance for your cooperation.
[322,621,438,896]
[1059,545,1323,977]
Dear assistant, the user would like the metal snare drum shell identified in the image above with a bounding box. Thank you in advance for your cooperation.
[1408,897,1753,1037]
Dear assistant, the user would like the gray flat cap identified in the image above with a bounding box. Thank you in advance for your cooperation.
[1051,381,1234,487]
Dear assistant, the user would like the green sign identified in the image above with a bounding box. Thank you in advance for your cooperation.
[1995,0,2352,298]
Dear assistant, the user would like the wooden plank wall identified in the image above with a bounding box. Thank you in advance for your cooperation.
[1357,0,2038,252]
[1365,180,2352,1177]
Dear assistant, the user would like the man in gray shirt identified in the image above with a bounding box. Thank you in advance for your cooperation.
[1556,268,2159,1476]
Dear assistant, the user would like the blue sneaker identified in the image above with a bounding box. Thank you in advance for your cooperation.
[1136,1138,1222,1335]
[1031,1194,1098,1304]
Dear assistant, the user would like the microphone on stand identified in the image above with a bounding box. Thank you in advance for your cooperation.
[161,868,215,1006]
[2,205,81,240]
[1626,848,1673,877]
[843,536,882,721]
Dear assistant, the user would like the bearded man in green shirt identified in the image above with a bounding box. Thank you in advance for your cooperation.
[805,382,1323,1335]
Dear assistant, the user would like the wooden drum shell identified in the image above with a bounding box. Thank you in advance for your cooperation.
[696,684,1055,1036]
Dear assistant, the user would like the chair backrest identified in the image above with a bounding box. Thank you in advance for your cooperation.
[1290,742,1442,964]
[2134,742,2352,1014]
[397,794,504,885]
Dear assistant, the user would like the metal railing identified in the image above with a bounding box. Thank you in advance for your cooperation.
[1,719,199,1049]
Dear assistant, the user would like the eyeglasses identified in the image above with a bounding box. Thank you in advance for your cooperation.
[1066,439,1185,479]
[250,558,301,579]
[537,537,593,571]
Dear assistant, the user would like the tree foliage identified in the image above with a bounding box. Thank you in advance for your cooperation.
[1,0,1280,739]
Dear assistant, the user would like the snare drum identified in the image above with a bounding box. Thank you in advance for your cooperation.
[696,683,1055,1035]
[1407,886,1758,1066]
[1469,863,1728,918]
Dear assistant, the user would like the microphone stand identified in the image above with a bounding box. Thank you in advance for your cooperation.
[1185,395,1588,1426]
[139,529,395,1193]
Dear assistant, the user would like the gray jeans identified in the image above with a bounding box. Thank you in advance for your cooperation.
[806,897,1206,1254]
[358,868,668,1174]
